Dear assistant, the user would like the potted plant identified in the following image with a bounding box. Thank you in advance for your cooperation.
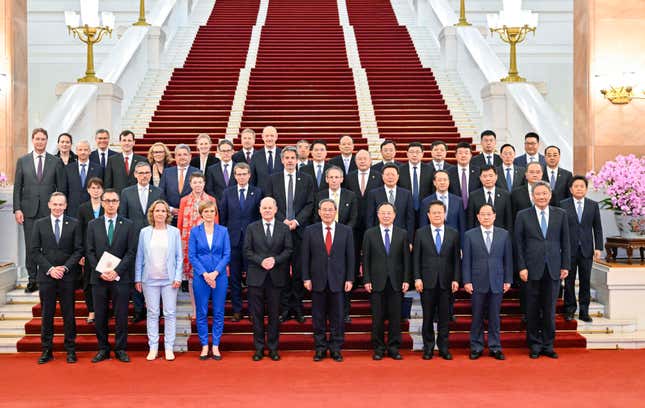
[587,154,645,238]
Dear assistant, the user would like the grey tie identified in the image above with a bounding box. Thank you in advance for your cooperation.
[37,155,44,181]
[286,174,294,219]
[54,219,61,244]
[140,188,148,214]
[487,191,493,206]
[265,223,272,241]
[487,155,492,165]
[577,201,583,223]
[388,189,395,204]
[485,230,492,253]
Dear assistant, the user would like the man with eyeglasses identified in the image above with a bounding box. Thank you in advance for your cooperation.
[206,139,237,201]
[514,132,546,167]
[89,129,117,169]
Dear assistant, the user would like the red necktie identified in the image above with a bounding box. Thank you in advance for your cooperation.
[125,156,130,174]
[325,227,332,256]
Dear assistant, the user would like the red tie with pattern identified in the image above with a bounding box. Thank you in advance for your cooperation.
[325,227,332,256]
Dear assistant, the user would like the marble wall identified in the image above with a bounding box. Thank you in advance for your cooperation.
[574,0,645,174]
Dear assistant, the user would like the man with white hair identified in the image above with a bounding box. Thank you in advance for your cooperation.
[64,139,103,218]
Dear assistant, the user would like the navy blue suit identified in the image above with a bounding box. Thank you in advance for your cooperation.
[205,161,237,202]
[462,227,513,352]
[89,149,117,169]
[366,186,415,243]
[158,165,200,210]
[64,161,103,218]
[418,193,465,244]
[514,153,546,168]
[219,184,262,314]
[250,148,283,193]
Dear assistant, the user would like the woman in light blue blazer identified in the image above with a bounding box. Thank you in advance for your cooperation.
[135,200,183,361]
[188,200,231,360]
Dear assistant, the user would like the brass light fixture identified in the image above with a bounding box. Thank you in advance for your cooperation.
[597,73,645,104]
[454,0,472,27]
[133,0,151,26]
[487,0,538,83]
[64,1,115,83]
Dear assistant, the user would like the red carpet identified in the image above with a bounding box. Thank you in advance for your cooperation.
[0,349,643,407]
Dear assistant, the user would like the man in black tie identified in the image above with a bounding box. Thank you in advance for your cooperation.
[244,197,293,361]
[543,145,572,206]
[250,126,283,192]
[300,140,330,192]
[64,140,103,218]
[515,181,570,359]
[296,139,311,170]
[30,192,83,364]
[14,128,67,293]
[466,165,513,232]
[561,176,603,323]
[362,202,411,360]
[89,129,117,169]
[470,130,502,168]
[232,128,256,164]
[398,142,432,218]
[413,200,461,360]
[303,199,355,362]
[104,130,146,194]
[328,135,357,175]
[448,141,481,210]
[496,143,526,192]
[205,139,237,201]
[511,162,544,219]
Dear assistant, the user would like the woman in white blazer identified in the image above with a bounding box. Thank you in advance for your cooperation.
[135,200,183,361]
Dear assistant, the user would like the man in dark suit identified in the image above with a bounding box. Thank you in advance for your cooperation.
[463,204,513,360]
[466,165,513,232]
[419,170,465,242]
[250,126,283,192]
[30,192,83,364]
[219,162,262,321]
[362,202,411,360]
[296,139,311,170]
[190,133,219,173]
[496,143,526,191]
[302,199,355,362]
[158,144,199,220]
[103,130,146,194]
[328,135,357,175]
[366,164,415,244]
[398,142,432,215]
[89,129,117,169]
[299,140,331,192]
[205,139,237,201]
[514,132,546,167]
[511,161,544,220]
[470,130,502,168]
[64,140,103,218]
[515,181,570,359]
[413,200,460,360]
[543,145,572,206]
[561,176,603,323]
[244,197,293,361]
[371,139,401,172]
[14,128,67,292]
[448,141,481,210]
[429,140,454,173]
[232,128,256,164]
[265,146,314,323]
[86,189,137,363]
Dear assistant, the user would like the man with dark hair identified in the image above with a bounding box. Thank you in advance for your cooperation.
[560,176,603,323]
[232,128,256,164]
[89,129,117,169]
[205,139,237,201]
[471,130,502,167]
[448,141,481,210]
[543,145,572,206]
[429,140,454,172]
[14,128,67,292]
[104,130,146,194]
[296,139,311,170]
[467,165,513,232]
[300,140,331,192]
[496,143,526,191]
[328,135,357,175]
[250,126,283,192]
[158,144,200,221]
[371,139,400,172]
[398,142,432,215]
[514,132,546,167]
[419,170,465,241]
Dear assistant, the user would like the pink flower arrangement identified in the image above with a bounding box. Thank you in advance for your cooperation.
[587,154,645,217]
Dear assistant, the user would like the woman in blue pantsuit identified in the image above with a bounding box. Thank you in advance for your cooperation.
[188,200,231,360]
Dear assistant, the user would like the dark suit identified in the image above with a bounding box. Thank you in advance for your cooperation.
[496,165,526,191]
[398,163,433,211]
[64,161,103,218]
[244,220,293,352]
[77,201,104,314]
[250,147,283,193]
[118,184,162,233]
[471,153,502,168]
[466,188,513,232]
[447,165,481,209]
[205,161,237,201]
[462,226,513,352]
[413,225,461,353]
[362,225,411,354]
[232,148,254,164]
[13,152,66,283]
[366,186,415,243]
[219,184,262,314]
[266,171,314,316]
[86,216,137,352]
[158,165,200,210]
[30,216,83,353]
[371,160,401,173]
[419,193,465,243]
[89,149,117,169]
[299,162,331,192]
[328,155,357,175]
[543,167,572,206]
[302,223,355,352]
[313,189,358,227]
[190,154,218,173]
[511,185,533,220]
[103,153,146,194]
[561,198,603,316]
[514,153,546,168]
[514,206,570,354]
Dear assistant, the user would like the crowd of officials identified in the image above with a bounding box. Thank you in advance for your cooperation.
[13,126,603,364]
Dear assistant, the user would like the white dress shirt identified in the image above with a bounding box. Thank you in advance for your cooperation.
[535,205,550,225]
[33,151,46,173]
[50,214,64,237]
[483,187,496,205]
[283,171,297,200]
[379,224,394,246]
[263,219,275,237]
[322,222,336,242]
[385,186,397,203]
[265,148,277,165]
[431,224,445,243]
[457,165,470,191]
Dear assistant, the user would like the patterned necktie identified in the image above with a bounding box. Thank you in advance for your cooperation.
[107,219,114,246]
[440,195,447,209]
[576,201,583,223]
[124,156,130,175]
[265,223,272,241]
[267,150,274,174]
[37,155,44,182]
[487,191,493,206]
[412,166,419,211]
[54,219,61,244]
[332,191,339,222]
[435,228,442,253]
[239,188,246,210]
[384,228,390,255]
[388,189,395,204]
[325,227,332,255]
[360,172,367,196]
[101,152,106,168]
[246,151,251,162]
[80,163,87,187]
[529,156,534,163]
[506,167,512,191]
[540,211,548,239]
[286,174,294,219]
[485,230,492,253]
[223,163,230,186]
[487,155,492,165]
[461,168,468,209]
[344,158,350,174]
[550,171,556,190]
[316,164,323,187]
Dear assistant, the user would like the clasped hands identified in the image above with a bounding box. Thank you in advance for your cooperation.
[519,268,568,282]
[304,280,354,292]
[135,280,181,292]
[414,279,459,293]
[283,219,298,231]
[100,270,119,281]
[464,282,511,294]
[364,282,409,293]
[203,271,218,288]
[47,266,67,279]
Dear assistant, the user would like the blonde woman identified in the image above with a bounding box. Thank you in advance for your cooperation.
[147,142,173,187]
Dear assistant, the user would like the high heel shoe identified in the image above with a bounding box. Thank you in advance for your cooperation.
[199,346,210,360]
[212,347,222,360]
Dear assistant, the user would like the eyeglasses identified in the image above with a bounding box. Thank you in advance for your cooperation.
[219,149,233,153]
[102,199,119,204]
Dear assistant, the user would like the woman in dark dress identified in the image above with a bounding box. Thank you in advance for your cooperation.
[55,132,78,165]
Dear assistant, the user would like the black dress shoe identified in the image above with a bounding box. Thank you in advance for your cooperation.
[489,350,506,360]
[579,314,593,323]
[521,315,528,324]
[529,351,540,359]
[313,350,326,361]
[92,350,110,363]
[269,350,281,361]
[422,351,433,360]
[372,352,383,361]
[252,350,264,361]
[450,315,457,322]
[132,311,146,323]
[564,313,575,321]
[231,313,241,322]
[279,312,291,323]
[181,280,189,292]
[469,350,482,360]
[38,350,53,364]
[541,350,559,359]
[389,351,403,360]
[115,350,130,362]
[66,352,78,364]
[439,351,453,360]
[294,312,305,324]
[25,282,38,293]
[344,315,352,323]
[331,351,343,362]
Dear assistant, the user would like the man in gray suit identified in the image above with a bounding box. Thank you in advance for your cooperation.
[13,128,66,292]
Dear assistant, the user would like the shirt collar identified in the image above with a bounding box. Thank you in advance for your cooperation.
[480,225,494,235]
[51,214,63,223]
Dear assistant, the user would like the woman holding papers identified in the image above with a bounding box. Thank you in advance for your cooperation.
[188,200,231,360]
[135,200,183,361]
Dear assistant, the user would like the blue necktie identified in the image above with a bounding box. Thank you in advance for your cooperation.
[550,171,556,190]
[267,150,274,174]
[316,165,322,187]
[239,188,246,210]
[435,228,442,253]
[506,168,512,191]
[101,152,106,168]
[223,164,229,186]
[576,201,583,223]
[485,230,492,253]
[286,174,294,219]
[80,163,87,187]
[54,219,61,244]
[487,155,492,165]
[540,211,548,239]
[384,228,390,255]
[412,166,419,210]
